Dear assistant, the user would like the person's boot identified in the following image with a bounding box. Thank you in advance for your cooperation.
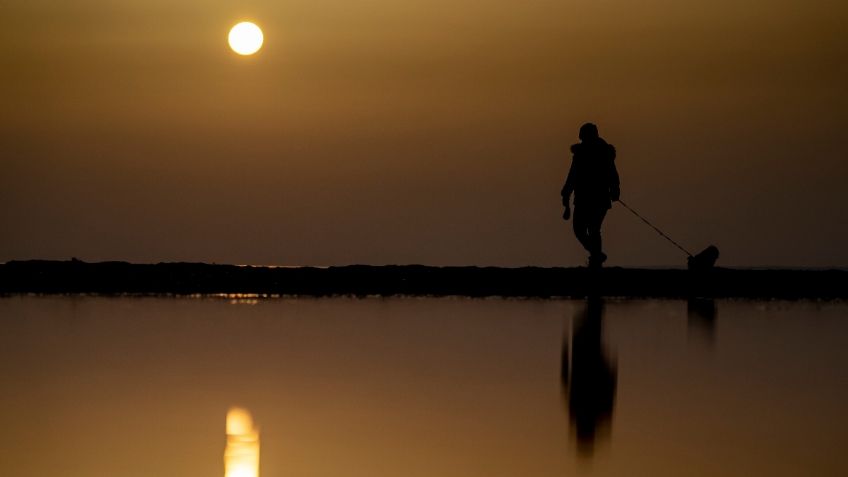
[588,252,607,269]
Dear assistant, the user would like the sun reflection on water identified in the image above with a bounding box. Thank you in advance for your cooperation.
[225,407,260,477]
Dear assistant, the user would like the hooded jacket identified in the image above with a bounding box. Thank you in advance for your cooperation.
[561,138,620,210]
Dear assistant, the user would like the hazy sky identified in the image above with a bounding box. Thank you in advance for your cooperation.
[2,0,846,267]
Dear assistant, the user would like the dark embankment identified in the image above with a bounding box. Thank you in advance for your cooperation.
[1,260,845,298]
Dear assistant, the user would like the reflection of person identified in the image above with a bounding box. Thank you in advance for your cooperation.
[561,123,620,267]
[561,297,617,457]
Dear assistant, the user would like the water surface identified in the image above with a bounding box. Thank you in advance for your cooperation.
[1,296,846,476]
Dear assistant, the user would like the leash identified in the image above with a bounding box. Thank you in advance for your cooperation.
[617,200,693,257]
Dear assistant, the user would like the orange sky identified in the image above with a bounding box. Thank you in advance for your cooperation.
[2,0,846,266]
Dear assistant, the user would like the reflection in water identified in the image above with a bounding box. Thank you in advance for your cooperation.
[561,297,617,457]
[225,407,260,477]
[3,297,848,476]
[687,298,718,345]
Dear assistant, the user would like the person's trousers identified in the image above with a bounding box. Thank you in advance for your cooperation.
[573,206,607,257]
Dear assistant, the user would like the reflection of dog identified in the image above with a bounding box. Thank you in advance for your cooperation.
[688,245,720,270]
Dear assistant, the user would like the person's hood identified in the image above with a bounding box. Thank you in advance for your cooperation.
[571,138,614,156]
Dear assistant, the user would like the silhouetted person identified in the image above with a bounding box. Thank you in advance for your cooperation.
[561,123,620,267]
[561,297,617,457]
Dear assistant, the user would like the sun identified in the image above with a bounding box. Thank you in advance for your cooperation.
[228,22,263,56]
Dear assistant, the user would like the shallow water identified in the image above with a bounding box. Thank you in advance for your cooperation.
[1,296,846,477]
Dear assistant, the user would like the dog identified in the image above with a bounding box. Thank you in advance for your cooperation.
[687,245,720,271]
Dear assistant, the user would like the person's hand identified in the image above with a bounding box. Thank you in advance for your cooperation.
[562,206,571,221]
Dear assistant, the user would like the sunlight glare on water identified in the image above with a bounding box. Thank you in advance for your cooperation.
[225,407,259,477]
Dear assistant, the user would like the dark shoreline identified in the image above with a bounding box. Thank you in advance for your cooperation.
[1,260,845,298]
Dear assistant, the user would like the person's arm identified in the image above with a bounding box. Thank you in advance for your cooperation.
[561,160,576,220]
[608,145,620,201]
[561,160,576,207]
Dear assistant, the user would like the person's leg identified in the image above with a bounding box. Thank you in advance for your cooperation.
[572,207,593,255]
[586,208,608,265]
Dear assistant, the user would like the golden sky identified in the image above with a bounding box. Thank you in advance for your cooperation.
[1,0,846,266]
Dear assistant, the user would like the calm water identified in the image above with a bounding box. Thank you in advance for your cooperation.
[1,296,846,477]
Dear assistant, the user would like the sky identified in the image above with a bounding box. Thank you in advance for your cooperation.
[1,0,846,267]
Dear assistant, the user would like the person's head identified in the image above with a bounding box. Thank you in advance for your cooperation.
[578,123,599,142]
